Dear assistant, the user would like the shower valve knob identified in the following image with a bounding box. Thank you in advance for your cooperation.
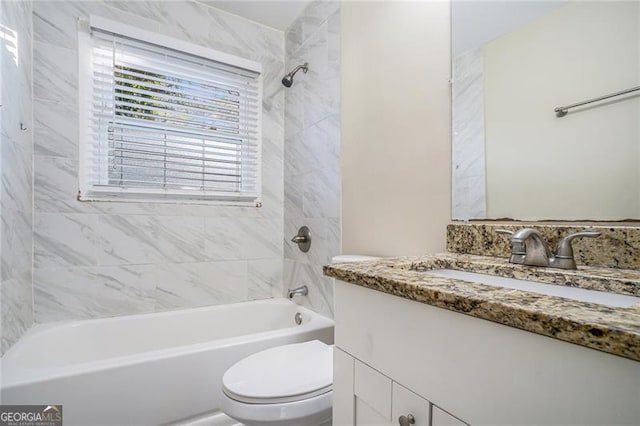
[291,226,311,253]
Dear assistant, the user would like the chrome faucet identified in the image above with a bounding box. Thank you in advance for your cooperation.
[497,228,601,270]
[287,285,308,299]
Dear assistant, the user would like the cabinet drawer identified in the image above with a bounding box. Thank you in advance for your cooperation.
[432,405,467,426]
[392,382,430,426]
[354,359,392,421]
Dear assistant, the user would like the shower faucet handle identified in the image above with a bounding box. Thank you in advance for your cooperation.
[291,226,311,253]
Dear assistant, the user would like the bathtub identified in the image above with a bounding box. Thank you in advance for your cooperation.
[1,299,334,425]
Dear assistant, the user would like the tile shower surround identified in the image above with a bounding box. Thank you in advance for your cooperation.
[284,1,341,317]
[3,0,342,353]
[31,0,286,323]
[1,0,35,353]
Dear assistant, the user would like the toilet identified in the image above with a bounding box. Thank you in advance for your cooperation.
[221,340,333,426]
[220,255,379,426]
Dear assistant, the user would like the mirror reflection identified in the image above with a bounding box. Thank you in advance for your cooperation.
[452,1,640,221]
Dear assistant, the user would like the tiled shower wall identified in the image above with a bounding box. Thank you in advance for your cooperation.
[284,1,340,317]
[32,1,286,322]
[1,0,34,353]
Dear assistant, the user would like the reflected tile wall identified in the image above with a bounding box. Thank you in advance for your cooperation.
[1,0,34,354]
[32,1,285,323]
[452,49,487,220]
[284,1,340,318]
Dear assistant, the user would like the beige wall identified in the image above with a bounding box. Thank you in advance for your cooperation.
[341,1,451,257]
[484,1,640,220]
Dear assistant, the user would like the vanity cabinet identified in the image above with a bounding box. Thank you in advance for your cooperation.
[430,406,466,426]
[392,383,431,426]
[334,347,466,426]
[333,280,640,425]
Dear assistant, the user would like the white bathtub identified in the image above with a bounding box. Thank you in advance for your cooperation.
[1,299,334,425]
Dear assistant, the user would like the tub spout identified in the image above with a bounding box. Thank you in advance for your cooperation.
[287,285,308,299]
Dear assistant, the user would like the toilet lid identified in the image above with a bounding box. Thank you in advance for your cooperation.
[222,340,333,404]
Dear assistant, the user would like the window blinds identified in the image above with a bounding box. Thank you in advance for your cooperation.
[81,24,262,202]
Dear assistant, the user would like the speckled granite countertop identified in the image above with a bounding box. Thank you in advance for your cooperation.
[323,253,640,362]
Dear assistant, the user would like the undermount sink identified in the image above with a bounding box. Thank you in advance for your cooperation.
[424,269,640,308]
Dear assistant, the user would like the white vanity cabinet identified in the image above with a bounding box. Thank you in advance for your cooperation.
[333,280,640,426]
[334,346,465,426]
[392,383,431,426]
[430,406,466,426]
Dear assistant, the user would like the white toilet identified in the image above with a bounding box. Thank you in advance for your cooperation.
[221,340,333,426]
[220,255,379,426]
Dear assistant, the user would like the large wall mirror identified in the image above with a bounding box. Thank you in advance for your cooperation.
[451,0,640,221]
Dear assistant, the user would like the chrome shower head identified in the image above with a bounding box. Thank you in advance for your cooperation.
[281,62,309,87]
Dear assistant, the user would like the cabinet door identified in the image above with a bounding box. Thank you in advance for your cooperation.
[432,405,467,426]
[355,398,391,425]
[334,348,355,426]
[392,382,430,426]
[354,359,393,425]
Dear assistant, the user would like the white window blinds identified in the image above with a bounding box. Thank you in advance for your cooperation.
[79,18,262,203]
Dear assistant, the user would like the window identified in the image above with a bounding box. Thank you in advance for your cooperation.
[78,16,262,204]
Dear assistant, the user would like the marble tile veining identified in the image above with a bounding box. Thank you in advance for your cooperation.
[452,48,486,220]
[34,265,157,322]
[1,0,34,354]
[33,41,77,105]
[284,1,341,317]
[248,258,283,300]
[153,261,249,311]
[34,100,78,159]
[34,213,99,268]
[96,215,206,265]
[31,0,285,323]
[286,259,334,317]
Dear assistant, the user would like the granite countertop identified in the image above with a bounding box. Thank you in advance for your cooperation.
[323,253,640,362]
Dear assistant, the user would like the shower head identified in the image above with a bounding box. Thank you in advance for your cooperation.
[281,62,309,87]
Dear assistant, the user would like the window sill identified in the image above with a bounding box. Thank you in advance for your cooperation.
[78,191,262,208]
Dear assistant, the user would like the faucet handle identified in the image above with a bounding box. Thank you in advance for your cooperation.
[555,231,601,259]
[496,229,526,262]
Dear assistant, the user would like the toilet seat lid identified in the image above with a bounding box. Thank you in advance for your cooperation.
[222,340,333,404]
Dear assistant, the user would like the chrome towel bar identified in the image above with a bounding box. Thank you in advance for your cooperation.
[554,85,640,117]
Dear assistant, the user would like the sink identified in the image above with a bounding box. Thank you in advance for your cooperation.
[424,269,640,308]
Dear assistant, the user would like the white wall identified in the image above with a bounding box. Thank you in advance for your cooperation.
[284,0,340,317]
[484,1,640,220]
[1,0,34,354]
[341,1,451,257]
[452,0,566,56]
[31,1,285,322]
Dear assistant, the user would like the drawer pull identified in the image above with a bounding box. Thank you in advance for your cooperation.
[398,414,415,426]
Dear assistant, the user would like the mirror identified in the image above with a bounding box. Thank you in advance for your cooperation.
[451,1,640,221]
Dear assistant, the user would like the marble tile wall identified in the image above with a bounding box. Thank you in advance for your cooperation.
[1,0,34,353]
[452,49,486,220]
[32,1,286,322]
[284,1,340,317]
